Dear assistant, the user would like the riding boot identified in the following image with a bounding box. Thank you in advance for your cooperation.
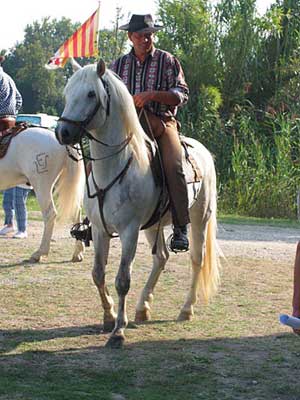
[170,225,189,252]
[156,118,190,252]
[138,110,190,252]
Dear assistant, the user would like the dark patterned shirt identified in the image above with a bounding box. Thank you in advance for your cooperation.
[110,47,189,118]
[0,67,22,116]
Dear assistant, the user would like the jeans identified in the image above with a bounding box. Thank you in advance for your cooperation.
[3,187,30,232]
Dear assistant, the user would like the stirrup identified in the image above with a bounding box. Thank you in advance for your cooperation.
[70,217,92,246]
[166,227,189,254]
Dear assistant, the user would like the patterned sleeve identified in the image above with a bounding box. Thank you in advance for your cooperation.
[15,86,22,112]
[0,68,22,115]
[167,56,189,106]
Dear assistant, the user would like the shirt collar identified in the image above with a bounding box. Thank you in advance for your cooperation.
[130,46,156,61]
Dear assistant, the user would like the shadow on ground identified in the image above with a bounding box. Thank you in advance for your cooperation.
[0,324,299,400]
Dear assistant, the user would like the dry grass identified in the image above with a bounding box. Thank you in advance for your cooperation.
[0,212,300,399]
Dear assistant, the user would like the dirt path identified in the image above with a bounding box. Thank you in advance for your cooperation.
[21,215,300,263]
[217,222,299,262]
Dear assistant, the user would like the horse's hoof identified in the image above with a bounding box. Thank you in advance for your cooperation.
[71,254,83,262]
[103,320,115,333]
[135,309,151,323]
[105,334,125,349]
[177,310,193,321]
[29,254,41,263]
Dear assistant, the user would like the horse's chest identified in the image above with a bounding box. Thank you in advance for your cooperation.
[106,185,139,217]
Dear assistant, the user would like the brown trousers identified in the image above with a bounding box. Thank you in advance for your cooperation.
[139,109,190,227]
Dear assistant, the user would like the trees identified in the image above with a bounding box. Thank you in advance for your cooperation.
[157,0,220,122]
[2,14,127,115]
[3,18,79,114]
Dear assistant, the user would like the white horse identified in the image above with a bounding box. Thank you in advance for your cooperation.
[56,60,221,348]
[0,127,85,262]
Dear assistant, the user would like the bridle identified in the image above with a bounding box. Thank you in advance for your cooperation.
[58,77,133,156]
[58,77,109,144]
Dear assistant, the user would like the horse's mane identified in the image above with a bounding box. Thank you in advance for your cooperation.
[104,69,149,169]
[66,64,149,170]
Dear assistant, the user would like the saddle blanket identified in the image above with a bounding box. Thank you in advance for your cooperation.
[0,123,28,159]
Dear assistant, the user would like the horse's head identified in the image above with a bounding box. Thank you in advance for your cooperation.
[56,59,110,145]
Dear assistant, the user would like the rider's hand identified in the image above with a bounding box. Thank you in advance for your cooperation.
[133,91,154,108]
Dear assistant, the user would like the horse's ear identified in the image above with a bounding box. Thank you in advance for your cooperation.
[69,57,82,72]
[96,59,106,78]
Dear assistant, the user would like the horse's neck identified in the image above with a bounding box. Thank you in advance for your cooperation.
[90,119,136,186]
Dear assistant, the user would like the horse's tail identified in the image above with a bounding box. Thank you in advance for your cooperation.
[198,167,221,303]
[54,147,85,223]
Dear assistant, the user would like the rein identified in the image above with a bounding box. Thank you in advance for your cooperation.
[88,153,134,238]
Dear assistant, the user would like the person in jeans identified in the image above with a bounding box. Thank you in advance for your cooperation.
[0,186,31,239]
[110,14,190,252]
[0,56,29,239]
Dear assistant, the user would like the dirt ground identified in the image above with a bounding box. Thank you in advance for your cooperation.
[217,222,299,262]
[2,216,299,263]
[1,216,300,399]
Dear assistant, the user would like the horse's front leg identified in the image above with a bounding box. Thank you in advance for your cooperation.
[106,228,139,349]
[135,228,169,322]
[91,229,116,332]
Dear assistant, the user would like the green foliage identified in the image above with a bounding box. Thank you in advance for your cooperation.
[98,7,127,64]
[219,113,300,217]
[215,0,260,112]
[157,0,220,123]
[4,17,80,115]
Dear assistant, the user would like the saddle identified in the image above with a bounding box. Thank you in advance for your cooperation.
[0,116,16,131]
[0,119,29,159]
[141,135,202,230]
[146,135,202,187]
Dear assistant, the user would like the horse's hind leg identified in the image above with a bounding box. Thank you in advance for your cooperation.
[91,230,116,332]
[135,228,169,322]
[178,200,211,321]
[70,202,84,263]
[71,240,85,262]
[29,189,56,262]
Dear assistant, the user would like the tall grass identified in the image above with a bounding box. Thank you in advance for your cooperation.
[219,113,300,218]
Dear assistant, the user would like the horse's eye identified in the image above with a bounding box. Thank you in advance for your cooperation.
[88,91,96,98]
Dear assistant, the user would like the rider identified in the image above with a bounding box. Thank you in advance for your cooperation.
[110,14,190,252]
[0,55,22,130]
[0,55,30,240]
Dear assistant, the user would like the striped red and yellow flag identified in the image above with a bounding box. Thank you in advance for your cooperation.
[46,7,99,69]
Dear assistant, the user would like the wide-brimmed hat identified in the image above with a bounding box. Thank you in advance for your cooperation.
[119,14,163,33]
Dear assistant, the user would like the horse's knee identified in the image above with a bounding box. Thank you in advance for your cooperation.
[92,267,105,287]
[115,275,130,296]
